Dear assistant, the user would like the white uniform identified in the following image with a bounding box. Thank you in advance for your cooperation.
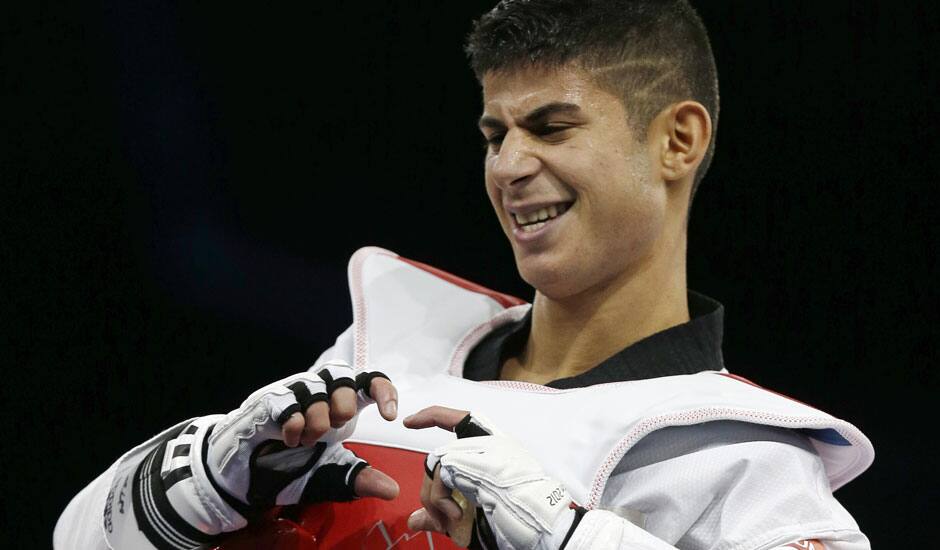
[55,247,873,549]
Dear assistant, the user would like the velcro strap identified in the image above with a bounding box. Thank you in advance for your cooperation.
[132,425,218,550]
[424,454,439,479]
[286,381,328,413]
[317,369,357,396]
[275,403,301,425]
[246,441,327,510]
[300,458,368,503]
[355,371,390,399]
[455,414,491,438]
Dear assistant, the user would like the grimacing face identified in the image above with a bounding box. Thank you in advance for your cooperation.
[480,65,669,299]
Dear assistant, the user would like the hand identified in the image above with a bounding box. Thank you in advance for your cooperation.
[272,364,399,500]
[131,360,402,550]
[280,366,397,446]
[206,361,400,509]
[403,407,470,534]
[404,407,578,550]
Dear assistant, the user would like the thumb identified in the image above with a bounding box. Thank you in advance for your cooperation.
[408,508,445,532]
[353,466,400,500]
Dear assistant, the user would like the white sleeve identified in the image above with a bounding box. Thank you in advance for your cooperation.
[53,419,193,550]
[53,464,117,550]
[592,421,870,550]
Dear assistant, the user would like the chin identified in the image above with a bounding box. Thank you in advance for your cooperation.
[516,257,582,300]
[516,245,640,301]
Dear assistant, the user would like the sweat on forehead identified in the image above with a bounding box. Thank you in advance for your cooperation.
[478,66,631,136]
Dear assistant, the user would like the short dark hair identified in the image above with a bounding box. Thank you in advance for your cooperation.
[465,0,719,198]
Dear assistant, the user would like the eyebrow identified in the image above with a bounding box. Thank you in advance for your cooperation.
[478,101,583,130]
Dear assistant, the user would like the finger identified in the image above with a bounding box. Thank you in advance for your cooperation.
[369,377,399,421]
[352,467,400,501]
[281,411,304,447]
[329,386,357,428]
[408,508,445,533]
[430,472,463,522]
[301,401,330,446]
[403,406,469,431]
[419,467,450,530]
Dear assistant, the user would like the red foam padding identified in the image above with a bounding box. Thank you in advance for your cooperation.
[212,443,460,549]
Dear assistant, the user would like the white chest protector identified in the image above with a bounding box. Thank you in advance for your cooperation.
[53,246,873,550]
[321,247,873,503]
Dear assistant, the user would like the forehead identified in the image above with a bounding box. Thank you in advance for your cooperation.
[480,64,621,120]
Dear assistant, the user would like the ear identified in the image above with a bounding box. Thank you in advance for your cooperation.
[656,101,712,183]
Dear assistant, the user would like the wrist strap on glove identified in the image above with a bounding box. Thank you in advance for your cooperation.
[440,413,585,550]
[132,422,221,550]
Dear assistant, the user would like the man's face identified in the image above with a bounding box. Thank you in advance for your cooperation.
[480,64,668,299]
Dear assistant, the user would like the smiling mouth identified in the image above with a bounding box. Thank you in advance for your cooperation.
[511,202,573,233]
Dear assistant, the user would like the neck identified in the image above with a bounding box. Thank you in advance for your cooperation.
[504,238,689,384]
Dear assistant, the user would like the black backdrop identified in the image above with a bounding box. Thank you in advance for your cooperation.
[3,1,937,547]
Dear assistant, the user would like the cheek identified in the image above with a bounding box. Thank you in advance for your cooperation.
[610,194,664,253]
[614,195,665,260]
[583,154,665,258]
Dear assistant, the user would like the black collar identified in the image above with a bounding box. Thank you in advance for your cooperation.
[462,291,725,389]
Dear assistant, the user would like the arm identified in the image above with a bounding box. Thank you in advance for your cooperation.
[404,408,870,550]
[53,361,398,550]
[53,421,192,550]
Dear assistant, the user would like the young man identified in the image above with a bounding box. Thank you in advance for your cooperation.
[55,1,873,549]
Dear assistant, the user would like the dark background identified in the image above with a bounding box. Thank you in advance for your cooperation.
[3,1,937,546]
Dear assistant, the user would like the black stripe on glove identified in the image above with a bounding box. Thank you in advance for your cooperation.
[355,371,390,399]
[132,425,216,550]
[276,381,330,425]
[246,441,328,510]
[455,414,492,438]
[317,369,357,395]
[300,458,368,503]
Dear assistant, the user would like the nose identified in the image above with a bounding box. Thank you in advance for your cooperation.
[487,129,541,189]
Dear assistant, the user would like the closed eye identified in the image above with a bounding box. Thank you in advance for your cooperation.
[481,123,576,153]
[534,124,576,141]
[482,132,505,152]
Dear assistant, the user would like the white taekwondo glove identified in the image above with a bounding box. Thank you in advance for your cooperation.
[125,360,389,550]
[426,414,586,550]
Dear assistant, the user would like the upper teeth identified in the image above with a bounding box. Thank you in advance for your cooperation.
[513,204,566,225]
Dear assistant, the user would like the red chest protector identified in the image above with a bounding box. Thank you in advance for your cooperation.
[211,444,457,550]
